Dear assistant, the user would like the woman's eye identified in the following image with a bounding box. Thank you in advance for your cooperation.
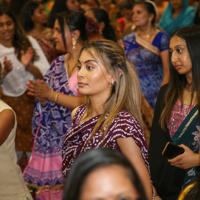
[6,21,12,26]
[77,66,81,70]
[118,197,131,200]
[177,49,183,53]
[55,29,61,34]
[86,66,94,70]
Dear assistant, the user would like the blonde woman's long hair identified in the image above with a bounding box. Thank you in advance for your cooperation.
[79,40,142,137]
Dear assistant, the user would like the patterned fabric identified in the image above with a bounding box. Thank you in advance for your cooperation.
[29,29,57,64]
[167,101,195,138]
[62,104,149,177]
[171,105,200,189]
[123,31,170,109]
[2,93,35,152]
[149,84,200,199]
[23,55,79,200]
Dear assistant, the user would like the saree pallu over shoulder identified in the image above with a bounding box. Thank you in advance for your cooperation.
[135,33,160,56]
[123,32,170,109]
[23,55,79,200]
[172,105,199,144]
[149,85,185,200]
[172,105,200,188]
[149,85,200,199]
[62,104,149,178]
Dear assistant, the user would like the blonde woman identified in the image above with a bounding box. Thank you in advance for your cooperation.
[62,40,153,200]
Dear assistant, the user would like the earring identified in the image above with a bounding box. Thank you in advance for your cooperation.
[109,80,114,87]
[72,37,77,49]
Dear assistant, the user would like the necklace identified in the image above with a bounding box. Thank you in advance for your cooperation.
[138,29,158,43]
[30,28,48,39]
[68,63,77,77]
[185,83,192,91]
[65,54,77,77]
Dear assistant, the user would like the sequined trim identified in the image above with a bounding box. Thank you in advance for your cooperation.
[26,182,63,194]
[178,110,198,140]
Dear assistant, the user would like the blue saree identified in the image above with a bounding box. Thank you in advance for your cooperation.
[23,54,79,200]
[123,31,170,109]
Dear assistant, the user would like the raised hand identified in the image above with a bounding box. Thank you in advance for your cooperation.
[3,56,13,75]
[21,47,34,68]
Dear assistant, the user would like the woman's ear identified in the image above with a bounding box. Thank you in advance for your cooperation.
[72,30,80,40]
[99,21,105,33]
[117,68,122,77]
[108,74,115,84]
[108,68,122,83]
[149,13,154,23]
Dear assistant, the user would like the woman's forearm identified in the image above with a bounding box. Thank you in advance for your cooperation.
[26,63,43,79]
[1,67,9,78]
[161,50,170,86]
[48,91,85,110]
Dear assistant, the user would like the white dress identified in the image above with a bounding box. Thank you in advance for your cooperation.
[0,35,50,97]
[0,100,33,200]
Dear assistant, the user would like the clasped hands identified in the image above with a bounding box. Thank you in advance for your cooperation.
[168,144,200,169]
[26,79,51,103]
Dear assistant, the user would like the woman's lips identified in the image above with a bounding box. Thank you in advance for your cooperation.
[78,82,87,87]
[174,65,181,70]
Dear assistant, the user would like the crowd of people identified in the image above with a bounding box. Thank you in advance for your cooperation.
[0,0,200,200]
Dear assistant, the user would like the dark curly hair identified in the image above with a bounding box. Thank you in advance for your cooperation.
[0,5,36,61]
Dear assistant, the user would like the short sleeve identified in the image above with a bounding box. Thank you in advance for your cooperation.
[112,114,146,148]
[159,32,170,52]
[111,112,149,169]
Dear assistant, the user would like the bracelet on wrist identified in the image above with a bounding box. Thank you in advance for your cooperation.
[54,91,59,103]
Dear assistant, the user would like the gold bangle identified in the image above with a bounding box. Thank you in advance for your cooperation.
[54,91,59,103]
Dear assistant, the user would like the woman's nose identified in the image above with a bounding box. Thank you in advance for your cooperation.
[171,51,178,63]
[78,67,85,78]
